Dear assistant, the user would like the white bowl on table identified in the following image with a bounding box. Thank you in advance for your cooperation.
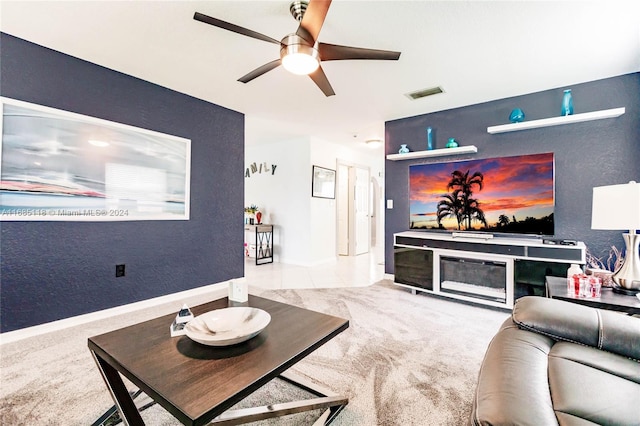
[185,307,271,346]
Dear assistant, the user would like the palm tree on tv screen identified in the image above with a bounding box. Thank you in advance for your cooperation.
[498,214,510,227]
[437,189,464,229]
[465,196,488,229]
[438,169,486,230]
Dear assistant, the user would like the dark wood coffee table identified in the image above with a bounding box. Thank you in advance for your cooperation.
[88,295,349,426]
[545,275,640,315]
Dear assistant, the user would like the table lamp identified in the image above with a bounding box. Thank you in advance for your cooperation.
[591,181,640,294]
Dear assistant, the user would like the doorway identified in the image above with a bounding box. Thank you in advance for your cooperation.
[337,162,371,256]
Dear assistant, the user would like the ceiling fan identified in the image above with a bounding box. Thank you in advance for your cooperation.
[194,0,401,96]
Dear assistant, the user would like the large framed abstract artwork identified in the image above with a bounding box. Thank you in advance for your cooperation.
[0,97,191,221]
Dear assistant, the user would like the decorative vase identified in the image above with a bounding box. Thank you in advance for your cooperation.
[398,144,410,154]
[445,138,459,148]
[426,127,434,150]
[509,108,525,123]
[255,211,262,224]
[561,89,573,116]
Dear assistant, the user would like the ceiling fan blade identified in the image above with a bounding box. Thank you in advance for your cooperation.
[318,42,401,61]
[238,59,282,83]
[296,0,332,45]
[194,12,280,45]
[309,65,335,97]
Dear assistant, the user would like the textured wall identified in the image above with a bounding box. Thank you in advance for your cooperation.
[0,33,245,332]
[385,73,640,273]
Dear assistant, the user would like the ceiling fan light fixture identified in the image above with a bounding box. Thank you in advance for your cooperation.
[195,2,401,96]
[280,35,320,75]
[282,52,319,75]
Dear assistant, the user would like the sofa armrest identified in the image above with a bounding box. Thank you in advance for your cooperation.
[470,319,560,426]
[513,296,640,361]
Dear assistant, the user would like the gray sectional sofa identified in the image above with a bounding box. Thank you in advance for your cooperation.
[471,296,640,425]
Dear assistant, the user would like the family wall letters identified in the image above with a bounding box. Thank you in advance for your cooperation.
[245,162,277,178]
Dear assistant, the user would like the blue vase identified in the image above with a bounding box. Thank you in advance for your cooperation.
[561,89,573,116]
[426,127,434,150]
[445,138,459,148]
[509,108,525,123]
[398,144,409,154]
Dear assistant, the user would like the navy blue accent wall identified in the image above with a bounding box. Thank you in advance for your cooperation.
[0,33,244,332]
[385,73,640,273]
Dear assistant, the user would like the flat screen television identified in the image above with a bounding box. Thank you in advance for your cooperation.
[409,152,554,236]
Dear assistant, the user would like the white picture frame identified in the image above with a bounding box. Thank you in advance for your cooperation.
[0,97,191,221]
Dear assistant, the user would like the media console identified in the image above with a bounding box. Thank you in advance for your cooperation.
[393,231,585,309]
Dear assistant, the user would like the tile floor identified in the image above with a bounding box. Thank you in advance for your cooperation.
[244,247,386,291]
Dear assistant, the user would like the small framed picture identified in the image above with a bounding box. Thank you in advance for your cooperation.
[311,165,336,199]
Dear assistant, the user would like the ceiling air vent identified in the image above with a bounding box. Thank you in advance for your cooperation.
[405,86,444,100]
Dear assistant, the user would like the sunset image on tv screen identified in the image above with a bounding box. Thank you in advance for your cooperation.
[409,152,554,236]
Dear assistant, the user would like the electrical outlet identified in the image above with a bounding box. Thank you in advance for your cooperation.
[115,264,125,277]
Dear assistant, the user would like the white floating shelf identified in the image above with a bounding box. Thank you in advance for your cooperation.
[386,145,478,161]
[487,107,625,134]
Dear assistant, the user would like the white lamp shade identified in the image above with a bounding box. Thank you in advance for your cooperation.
[591,181,640,230]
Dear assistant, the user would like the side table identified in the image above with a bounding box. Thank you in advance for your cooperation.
[545,275,640,315]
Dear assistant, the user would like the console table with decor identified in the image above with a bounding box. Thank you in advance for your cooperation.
[545,275,640,315]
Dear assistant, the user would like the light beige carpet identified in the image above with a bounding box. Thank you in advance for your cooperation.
[0,280,509,425]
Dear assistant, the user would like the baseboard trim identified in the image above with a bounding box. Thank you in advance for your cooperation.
[0,279,239,345]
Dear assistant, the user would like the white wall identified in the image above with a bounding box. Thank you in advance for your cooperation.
[309,137,339,264]
[246,136,384,266]
[245,138,309,264]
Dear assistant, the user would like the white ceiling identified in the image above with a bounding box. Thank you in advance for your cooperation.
[1,1,639,151]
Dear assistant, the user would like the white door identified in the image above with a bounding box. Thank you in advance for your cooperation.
[354,166,370,255]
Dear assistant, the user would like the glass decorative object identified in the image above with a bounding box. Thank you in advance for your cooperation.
[561,89,574,116]
[509,108,525,123]
[445,138,459,148]
[398,144,410,154]
[426,127,434,150]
